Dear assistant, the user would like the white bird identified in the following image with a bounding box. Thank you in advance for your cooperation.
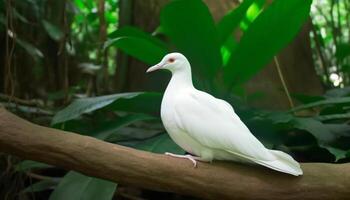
[146,52,303,176]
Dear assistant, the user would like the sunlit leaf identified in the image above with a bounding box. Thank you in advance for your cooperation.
[217,0,260,44]
[221,37,238,66]
[224,0,312,87]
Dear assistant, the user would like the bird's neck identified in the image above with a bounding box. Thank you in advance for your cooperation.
[168,65,194,90]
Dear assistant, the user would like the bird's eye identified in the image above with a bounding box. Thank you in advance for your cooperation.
[168,58,175,63]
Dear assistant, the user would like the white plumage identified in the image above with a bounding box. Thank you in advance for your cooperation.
[146,52,303,176]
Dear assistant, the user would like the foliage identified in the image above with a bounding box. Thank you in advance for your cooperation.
[49,172,117,200]
[223,0,312,86]
[2,0,350,199]
[311,0,350,87]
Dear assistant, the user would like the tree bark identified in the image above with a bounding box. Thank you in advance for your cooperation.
[0,107,349,200]
[244,21,324,109]
[115,0,170,92]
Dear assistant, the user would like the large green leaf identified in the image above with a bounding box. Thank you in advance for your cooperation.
[160,0,222,80]
[217,0,264,44]
[52,92,162,125]
[52,92,142,124]
[336,43,350,61]
[324,147,350,162]
[104,36,167,65]
[42,20,64,41]
[49,172,116,200]
[108,26,167,49]
[104,29,168,65]
[292,118,336,145]
[291,96,350,112]
[291,118,350,160]
[107,92,162,115]
[223,0,312,86]
[92,114,156,140]
[133,133,185,155]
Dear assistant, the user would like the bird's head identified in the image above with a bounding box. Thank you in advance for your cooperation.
[146,52,189,73]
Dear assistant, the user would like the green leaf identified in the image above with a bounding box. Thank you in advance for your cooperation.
[16,38,44,59]
[49,172,116,200]
[316,113,350,121]
[324,147,350,162]
[22,179,58,193]
[74,0,86,11]
[336,43,350,61]
[107,92,162,115]
[217,0,263,44]
[221,37,238,65]
[105,26,168,65]
[324,124,350,138]
[0,14,5,26]
[52,92,144,125]
[42,20,64,41]
[16,160,52,172]
[104,36,167,65]
[93,114,156,140]
[292,94,325,104]
[266,112,294,124]
[292,118,350,145]
[160,0,222,80]
[324,87,350,98]
[134,133,185,155]
[108,26,167,49]
[224,0,312,86]
[12,8,29,24]
[291,96,350,112]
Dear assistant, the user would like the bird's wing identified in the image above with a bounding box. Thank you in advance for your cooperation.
[174,90,274,161]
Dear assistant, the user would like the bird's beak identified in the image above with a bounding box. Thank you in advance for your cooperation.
[146,62,164,73]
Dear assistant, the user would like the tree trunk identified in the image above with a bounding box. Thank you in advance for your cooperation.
[244,21,324,109]
[115,0,170,92]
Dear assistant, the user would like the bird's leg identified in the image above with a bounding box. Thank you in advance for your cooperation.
[165,152,209,168]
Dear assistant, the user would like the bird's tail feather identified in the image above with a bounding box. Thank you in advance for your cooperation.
[256,150,303,176]
[226,150,303,176]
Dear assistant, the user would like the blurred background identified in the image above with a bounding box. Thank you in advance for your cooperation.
[1,0,350,199]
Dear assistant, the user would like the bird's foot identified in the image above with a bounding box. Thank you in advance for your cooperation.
[165,152,204,168]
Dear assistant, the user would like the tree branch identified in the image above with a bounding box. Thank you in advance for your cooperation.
[0,107,349,200]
